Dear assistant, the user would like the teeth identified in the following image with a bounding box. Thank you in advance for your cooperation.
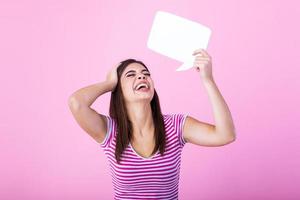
[136,83,149,90]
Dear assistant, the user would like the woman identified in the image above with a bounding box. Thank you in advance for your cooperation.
[68,48,236,199]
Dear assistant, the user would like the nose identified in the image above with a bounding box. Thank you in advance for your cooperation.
[137,73,146,79]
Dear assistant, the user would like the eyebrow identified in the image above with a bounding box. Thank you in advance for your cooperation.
[125,69,149,76]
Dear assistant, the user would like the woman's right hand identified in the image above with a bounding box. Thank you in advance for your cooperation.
[106,63,120,91]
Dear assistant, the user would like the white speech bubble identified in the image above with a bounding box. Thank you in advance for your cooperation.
[147,11,212,71]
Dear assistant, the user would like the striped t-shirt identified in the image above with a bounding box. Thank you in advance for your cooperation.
[100,113,188,200]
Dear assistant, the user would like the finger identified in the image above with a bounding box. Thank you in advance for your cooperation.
[195,57,210,61]
[198,49,210,57]
[194,63,205,68]
[192,49,204,56]
[193,49,210,58]
[194,60,209,65]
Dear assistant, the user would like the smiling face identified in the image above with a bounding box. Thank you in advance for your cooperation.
[120,62,155,104]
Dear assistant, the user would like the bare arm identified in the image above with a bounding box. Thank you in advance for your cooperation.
[183,79,236,147]
[69,81,114,107]
[68,65,118,143]
[183,49,236,147]
[202,79,236,141]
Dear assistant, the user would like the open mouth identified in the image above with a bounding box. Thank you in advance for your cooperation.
[135,83,150,92]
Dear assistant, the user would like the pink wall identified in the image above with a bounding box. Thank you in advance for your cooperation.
[1,0,299,199]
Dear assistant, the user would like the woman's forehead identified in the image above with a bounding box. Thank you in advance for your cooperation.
[125,63,147,71]
[124,63,148,73]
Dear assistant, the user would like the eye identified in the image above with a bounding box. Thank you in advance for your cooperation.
[144,73,151,76]
[127,74,135,77]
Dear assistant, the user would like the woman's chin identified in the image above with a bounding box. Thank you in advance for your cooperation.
[132,94,153,102]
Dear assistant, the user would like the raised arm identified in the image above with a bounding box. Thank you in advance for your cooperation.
[68,64,118,143]
[183,49,236,147]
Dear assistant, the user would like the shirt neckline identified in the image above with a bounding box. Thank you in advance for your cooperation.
[129,142,159,160]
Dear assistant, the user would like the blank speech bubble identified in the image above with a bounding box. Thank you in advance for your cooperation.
[147,11,212,71]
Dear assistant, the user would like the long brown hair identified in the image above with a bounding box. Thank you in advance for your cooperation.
[109,59,166,164]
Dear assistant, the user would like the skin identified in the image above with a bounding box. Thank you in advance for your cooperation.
[120,63,156,154]
[182,49,236,146]
[68,48,236,158]
[119,48,236,154]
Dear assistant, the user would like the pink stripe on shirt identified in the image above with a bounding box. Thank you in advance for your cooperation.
[100,113,188,200]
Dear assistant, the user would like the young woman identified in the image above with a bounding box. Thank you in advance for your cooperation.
[68,48,236,199]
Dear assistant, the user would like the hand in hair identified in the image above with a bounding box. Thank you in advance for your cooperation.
[106,63,119,91]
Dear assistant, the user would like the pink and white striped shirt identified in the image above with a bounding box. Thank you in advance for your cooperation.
[100,113,188,200]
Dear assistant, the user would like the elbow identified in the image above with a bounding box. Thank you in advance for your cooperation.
[221,131,236,144]
[215,128,236,144]
[68,95,81,110]
[228,132,236,143]
[227,126,237,142]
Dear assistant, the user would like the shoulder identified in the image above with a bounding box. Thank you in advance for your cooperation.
[162,113,188,147]
[162,113,189,131]
[99,115,117,149]
[162,113,188,122]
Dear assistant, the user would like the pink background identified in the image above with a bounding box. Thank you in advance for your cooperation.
[1,0,299,199]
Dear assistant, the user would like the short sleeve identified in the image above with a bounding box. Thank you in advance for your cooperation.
[99,115,115,150]
[173,113,188,147]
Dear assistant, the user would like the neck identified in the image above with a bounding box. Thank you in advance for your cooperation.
[126,101,154,141]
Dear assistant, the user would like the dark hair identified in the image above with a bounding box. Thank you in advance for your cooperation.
[109,58,166,164]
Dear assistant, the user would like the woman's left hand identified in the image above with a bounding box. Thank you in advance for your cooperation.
[192,48,214,83]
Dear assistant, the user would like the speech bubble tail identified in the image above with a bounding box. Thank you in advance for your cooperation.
[176,61,193,72]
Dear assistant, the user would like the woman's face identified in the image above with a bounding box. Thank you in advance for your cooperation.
[120,63,155,104]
